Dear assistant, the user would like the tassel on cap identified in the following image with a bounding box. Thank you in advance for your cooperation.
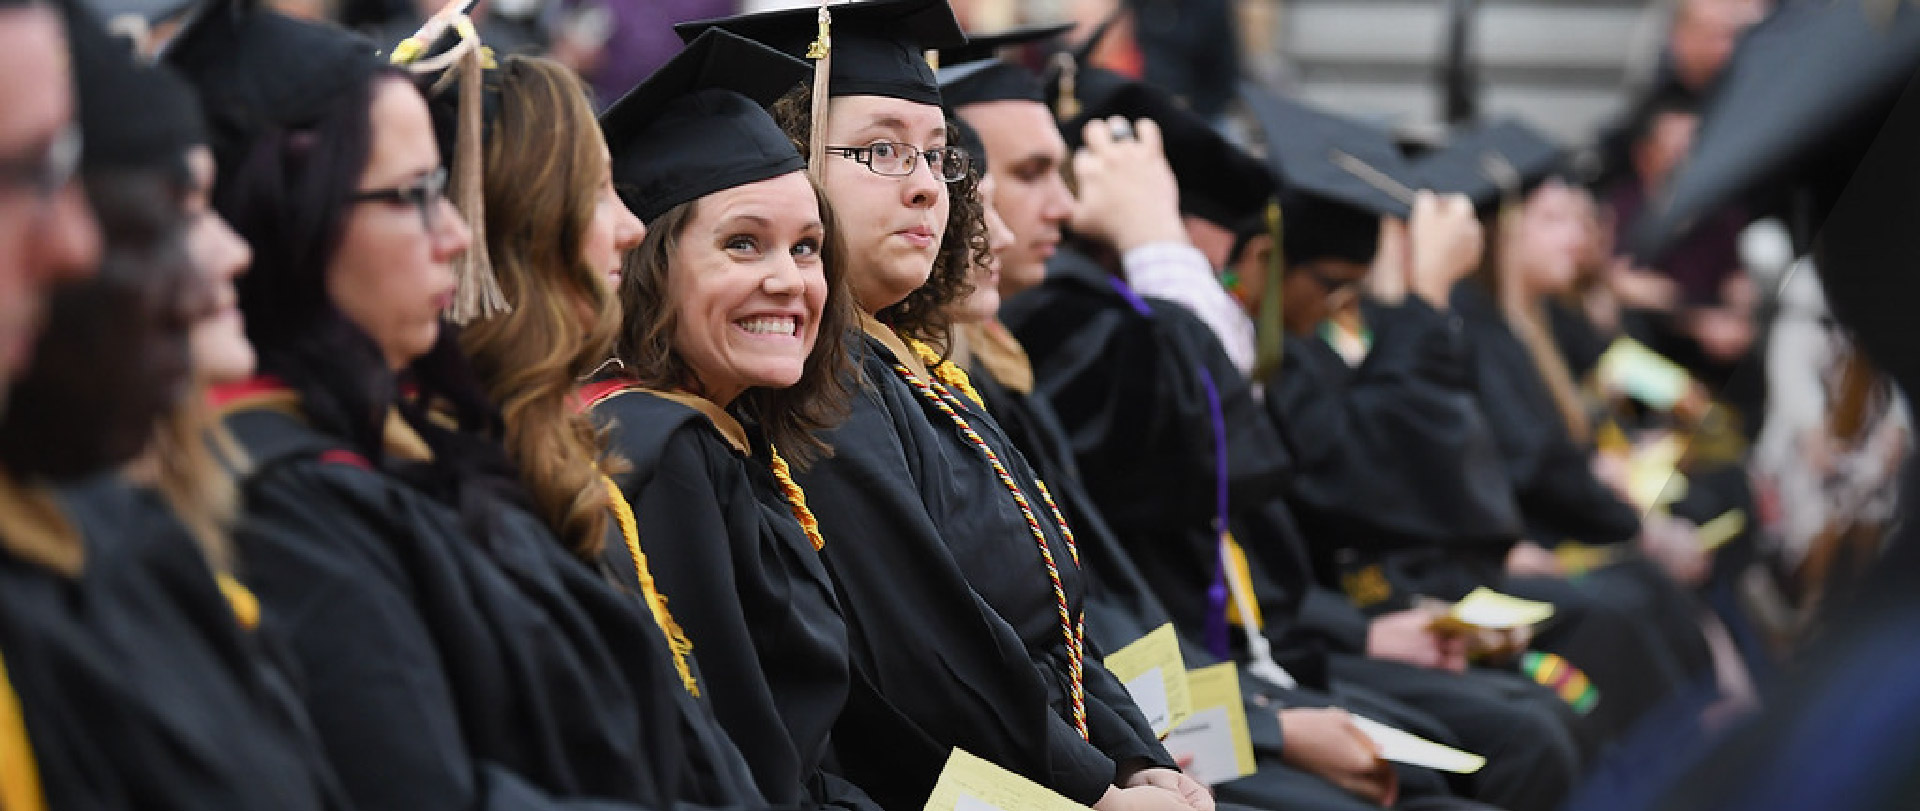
[805,1,832,179]
[1253,199,1286,381]
[393,0,508,324]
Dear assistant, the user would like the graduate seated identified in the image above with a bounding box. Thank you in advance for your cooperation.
[676,3,1209,811]
[585,29,884,811]
[972,38,1583,810]
[0,6,345,806]
[166,2,767,808]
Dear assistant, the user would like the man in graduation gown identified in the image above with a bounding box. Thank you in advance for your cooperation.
[960,44,1583,811]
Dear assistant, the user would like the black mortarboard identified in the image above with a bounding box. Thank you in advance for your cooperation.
[602,28,810,224]
[1047,68,1272,227]
[673,0,965,107]
[1239,83,1416,220]
[935,22,1070,108]
[1410,119,1567,212]
[1279,193,1380,268]
[1629,0,1920,261]
[67,3,206,172]
[161,0,382,168]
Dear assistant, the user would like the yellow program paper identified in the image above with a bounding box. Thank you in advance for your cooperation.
[1162,662,1257,786]
[1103,623,1193,736]
[922,748,1091,811]
[1431,587,1556,633]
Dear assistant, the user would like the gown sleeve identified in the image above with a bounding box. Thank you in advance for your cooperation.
[237,462,674,811]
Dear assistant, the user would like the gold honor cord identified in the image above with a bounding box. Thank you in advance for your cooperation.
[1252,199,1286,382]
[0,651,44,811]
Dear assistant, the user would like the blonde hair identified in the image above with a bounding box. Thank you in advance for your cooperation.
[457,56,623,558]
[150,386,248,571]
[1489,198,1592,445]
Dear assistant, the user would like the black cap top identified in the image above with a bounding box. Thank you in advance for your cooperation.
[1280,194,1381,268]
[1240,83,1416,219]
[162,0,382,168]
[1072,76,1273,227]
[1410,119,1566,211]
[67,3,206,172]
[1630,0,1920,261]
[602,28,811,224]
[935,22,1071,108]
[674,0,966,107]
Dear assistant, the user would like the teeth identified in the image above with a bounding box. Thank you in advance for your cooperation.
[738,317,798,336]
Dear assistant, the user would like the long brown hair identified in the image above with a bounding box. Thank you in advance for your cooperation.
[456,56,622,558]
[615,178,854,467]
[150,390,247,570]
[770,87,990,345]
[1483,189,1592,445]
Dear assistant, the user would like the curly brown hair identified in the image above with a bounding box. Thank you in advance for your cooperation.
[614,177,854,467]
[770,86,991,347]
[455,56,624,560]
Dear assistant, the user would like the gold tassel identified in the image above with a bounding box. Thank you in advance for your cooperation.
[1052,51,1079,121]
[444,35,506,324]
[805,2,832,179]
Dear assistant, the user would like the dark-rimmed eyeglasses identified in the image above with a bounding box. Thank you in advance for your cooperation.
[1297,264,1364,296]
[824,142,970,183]
[0,124,82,205]
[350,166,448,231]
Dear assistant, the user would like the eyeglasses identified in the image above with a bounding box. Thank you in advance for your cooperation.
[0,124,82,205]
[824,142,971,183]
[1297,264,1363,296]
[350,166,449,231]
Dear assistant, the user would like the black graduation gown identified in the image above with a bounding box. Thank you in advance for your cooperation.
[0,474,345,811]
[220,392,759,811]
[590,387,879,811]
[1005,254,1585,811]
[1450,283,1643,545]
[794,324,1171,809]
[1263,296,1523,587]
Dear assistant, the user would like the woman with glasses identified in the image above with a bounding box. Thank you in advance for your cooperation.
[164,4,727,810]
[580,29,885,811]
[680,4,1207,811]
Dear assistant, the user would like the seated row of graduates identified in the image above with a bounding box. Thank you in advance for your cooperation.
[0,0,1733,809]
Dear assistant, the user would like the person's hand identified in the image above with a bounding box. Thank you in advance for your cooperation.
[1124,767,1214,811]
[1640,512,1712,587]
[1606,258,1680,311]
[1093,785,1201,811]
[1505,540,1567,578]
[1277,708,1399,806]
[1367,217,1410,305]
[1365,608,1468,673]
[1070,117,1186,254]
[1405,191,1483,308]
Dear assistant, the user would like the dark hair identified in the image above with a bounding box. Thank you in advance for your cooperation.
[615,177,853,467]
[0,168,195,480]
[214,68,526,528]
[769,87,989,346]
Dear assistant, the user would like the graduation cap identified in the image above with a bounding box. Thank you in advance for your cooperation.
[1410,118,1567,213]
[1239,82,1417,220]
[601,28,811,225]
[1054,72,1273,228]
[160,0,382,170]
[672,0,965,107]
[935,22,1072,108]
[66,2,206,172]
[1628,0,1920,262]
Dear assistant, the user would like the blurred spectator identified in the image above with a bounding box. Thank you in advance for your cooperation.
[1127,0,1239,120]
[565,0,735,108]
[1605,92,1758,415]
[1667,0,1765,97]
